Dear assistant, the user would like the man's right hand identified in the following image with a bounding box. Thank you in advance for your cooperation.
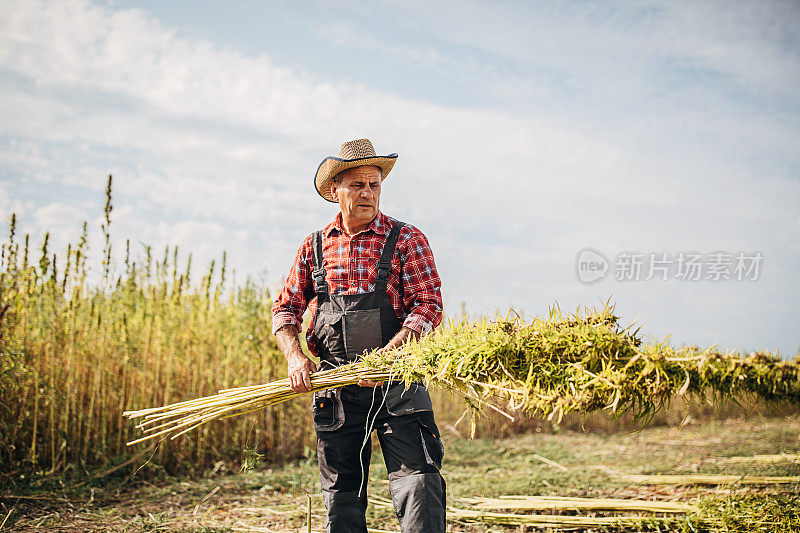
[288,354,317,393]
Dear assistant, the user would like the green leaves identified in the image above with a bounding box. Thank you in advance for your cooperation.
[362,303,798,426]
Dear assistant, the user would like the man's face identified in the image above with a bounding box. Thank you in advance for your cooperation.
[331,165,382,227]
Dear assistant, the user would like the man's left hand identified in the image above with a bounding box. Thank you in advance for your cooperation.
[358,328,422,387]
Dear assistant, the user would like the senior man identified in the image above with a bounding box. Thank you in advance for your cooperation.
[271,139,446,533]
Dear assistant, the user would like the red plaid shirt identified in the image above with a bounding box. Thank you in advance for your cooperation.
[272,211,443,356]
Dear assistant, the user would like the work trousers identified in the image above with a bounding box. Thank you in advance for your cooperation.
[315,384,446,533]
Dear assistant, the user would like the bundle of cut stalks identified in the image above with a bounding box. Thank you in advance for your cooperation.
[123,364,395,445]
[124,302,800,445]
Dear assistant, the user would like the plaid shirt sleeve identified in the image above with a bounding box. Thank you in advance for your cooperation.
[271,234,314,335]
[398,227,443,335]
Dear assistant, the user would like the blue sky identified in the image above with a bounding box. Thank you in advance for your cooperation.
[1,0,799,355]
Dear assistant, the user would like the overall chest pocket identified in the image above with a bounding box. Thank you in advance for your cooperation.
[343,309,383,357]
[313,313,345,356]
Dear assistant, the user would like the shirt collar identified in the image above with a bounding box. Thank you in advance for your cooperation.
[325,211,391,237]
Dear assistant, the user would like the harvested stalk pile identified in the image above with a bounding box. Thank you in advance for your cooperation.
[372,496,679,529]
[458,495,696,514]
[714,453,800,464]
[374,494,800,532]
[124,303,800,444]
[620,474,800,486]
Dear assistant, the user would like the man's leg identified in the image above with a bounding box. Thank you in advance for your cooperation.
[376,411,446,533]
[316,386,373,533]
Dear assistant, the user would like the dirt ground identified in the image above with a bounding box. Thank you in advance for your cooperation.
[2,415,800,532]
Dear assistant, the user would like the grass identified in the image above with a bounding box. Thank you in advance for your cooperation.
[2,416,799,532]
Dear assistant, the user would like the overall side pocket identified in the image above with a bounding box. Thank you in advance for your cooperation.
[417,416,444,469]
[312,389,345,432]
[385,381,433,415]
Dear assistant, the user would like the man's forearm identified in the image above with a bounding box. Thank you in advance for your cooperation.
[276,324,317,393]
[275,324,305,362]
[384,326,421,351]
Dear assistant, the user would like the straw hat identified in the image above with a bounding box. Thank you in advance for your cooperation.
[314,139,398,202]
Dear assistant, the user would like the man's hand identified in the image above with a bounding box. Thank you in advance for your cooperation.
[358,327,422,388]
[288,353,317,393]
[276,324,318,393]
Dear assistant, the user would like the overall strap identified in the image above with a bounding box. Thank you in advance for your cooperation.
[311,230,328,295]
[375,221,405,294]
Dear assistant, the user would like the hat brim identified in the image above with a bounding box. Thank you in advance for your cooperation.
[314,154,398,203]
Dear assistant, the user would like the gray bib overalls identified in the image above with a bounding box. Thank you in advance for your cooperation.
[309,220,446,533]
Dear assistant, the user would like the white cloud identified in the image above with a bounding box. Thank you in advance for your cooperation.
[33,202,87,232]
[375,0,800,101]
